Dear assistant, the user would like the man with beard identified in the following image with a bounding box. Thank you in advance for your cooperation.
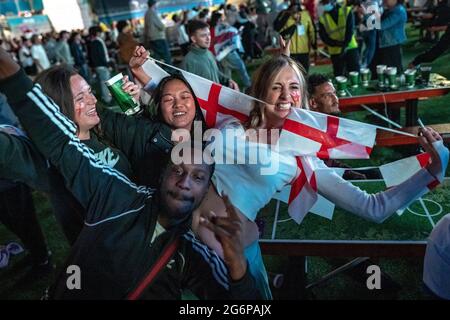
[0,48,260,300]
[307,73,341,115]
[307,73,371,180]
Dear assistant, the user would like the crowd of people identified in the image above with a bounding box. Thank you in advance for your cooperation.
[0,0,449,300]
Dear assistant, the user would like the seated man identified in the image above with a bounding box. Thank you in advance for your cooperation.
[307,73,376,180]
[0,48,260,300]
[423,213,450,300]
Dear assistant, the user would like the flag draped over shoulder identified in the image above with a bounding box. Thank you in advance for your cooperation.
[140,59,448,223]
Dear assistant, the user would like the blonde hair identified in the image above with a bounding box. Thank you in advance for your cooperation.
[245,55,308,129]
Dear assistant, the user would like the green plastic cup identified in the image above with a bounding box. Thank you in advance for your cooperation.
[404,69,416,88]
[349,71,359,88]
[360,68,371,87]
[376,65,386,87]
[419,65,432,86]
[335,76,348,96]
[106,73,141,115]
[386,67,397,89]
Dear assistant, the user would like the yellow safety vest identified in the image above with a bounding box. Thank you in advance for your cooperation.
[279,11,315,54]
[319,6,358,55]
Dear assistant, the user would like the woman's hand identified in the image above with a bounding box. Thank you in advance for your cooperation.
[418,127,443,178]
[129,45,149,70]
[121,75,141,102]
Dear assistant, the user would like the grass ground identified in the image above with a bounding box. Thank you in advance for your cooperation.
[0,24,449,299]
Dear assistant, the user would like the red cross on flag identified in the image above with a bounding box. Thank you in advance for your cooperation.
[379,140,448,215]
[380,141,448,190]
[279,108,377,159]
[180,71,253,128]
[287,156,319,223]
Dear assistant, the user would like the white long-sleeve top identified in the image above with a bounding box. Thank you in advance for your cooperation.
[212,122,436,224]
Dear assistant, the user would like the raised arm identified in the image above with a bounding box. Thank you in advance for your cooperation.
[315,129,446,223]
[98,106,173,167]
[0,49,151,225]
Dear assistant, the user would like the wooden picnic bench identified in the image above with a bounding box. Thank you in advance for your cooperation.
[376,123,450,147]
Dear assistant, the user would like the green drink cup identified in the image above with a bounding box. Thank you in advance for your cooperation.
[349,71,359,88]
[419,65,432,86]
[404,69,416,88]
[386,67,397,89]
[376,65,386,88]
[335,76,348,96]
[105,73,141,115]
[360,68,371,87]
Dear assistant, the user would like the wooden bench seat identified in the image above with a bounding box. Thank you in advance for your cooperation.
[376,123,450,147]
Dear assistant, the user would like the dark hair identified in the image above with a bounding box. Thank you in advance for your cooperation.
[35,65,79,122]
[34,65,106,140]
[186,19,210,36]
[88,26,101,37]
[59,30,69,39]
[307,73,331,97]
[210,11,223,28]
[146,74,207,134]
[31,34,41,44]
[117,20,129,33]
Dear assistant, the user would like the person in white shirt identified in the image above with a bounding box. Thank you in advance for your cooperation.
[30,34,51,72]
[18,38,37,76]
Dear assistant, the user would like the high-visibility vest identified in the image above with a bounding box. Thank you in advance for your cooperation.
[319,5,358,55]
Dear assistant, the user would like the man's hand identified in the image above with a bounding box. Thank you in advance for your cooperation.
[228,79,240,91]
[0,47,20,79]
[199,194,247,281]
[279,35,291,57]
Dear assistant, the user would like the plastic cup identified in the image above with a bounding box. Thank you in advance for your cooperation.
[377,65,387,87]
[349,71,359,88]
[420,65,432,86]
[386,67,398,89]
[360,68,371,87]
[335,76,348,96]
[105,73,141,115]
[404,69,416,88]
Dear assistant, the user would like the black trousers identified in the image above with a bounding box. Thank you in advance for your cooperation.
[330,48,360,77]
[291,53,310,73]
[369,44,404,122]
[370,44,404,75]
[0,183,48,265]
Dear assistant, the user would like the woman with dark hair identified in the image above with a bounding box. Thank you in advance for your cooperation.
[33,65,140,243]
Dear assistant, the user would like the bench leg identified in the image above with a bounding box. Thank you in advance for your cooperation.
[406,100,419,127]
[279,256,307,300]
